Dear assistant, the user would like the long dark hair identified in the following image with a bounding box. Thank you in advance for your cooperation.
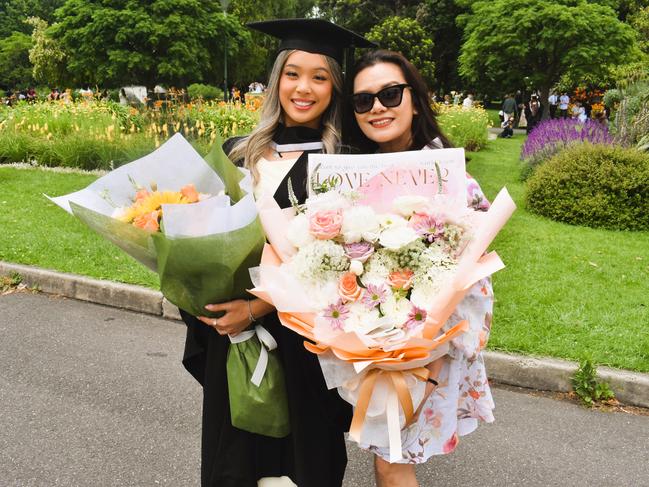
[343,50,452,153]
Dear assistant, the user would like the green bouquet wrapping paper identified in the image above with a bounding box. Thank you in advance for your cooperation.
[48,133,289,437]
[227,325,290,438]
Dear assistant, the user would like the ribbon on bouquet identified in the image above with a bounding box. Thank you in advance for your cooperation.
[229,324,277,387]
[347,319,469,463]
[349,367,430,463]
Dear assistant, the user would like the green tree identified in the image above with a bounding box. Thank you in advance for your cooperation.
[50,0,251,88]
[629,6,649,54]
[0,31,33,88]
[366,16,436,86]
[0,0,65,38]
[416,0,470,92]
[316,0,420,36]
[26,17,67,86]
[459,0,640,112]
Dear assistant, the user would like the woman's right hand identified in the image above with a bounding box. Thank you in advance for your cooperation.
[197,299,252,337]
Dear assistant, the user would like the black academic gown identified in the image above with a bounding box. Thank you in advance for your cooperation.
[181,128,352,487]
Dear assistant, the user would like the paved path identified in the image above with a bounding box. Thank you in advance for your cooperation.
[1,292,648,487]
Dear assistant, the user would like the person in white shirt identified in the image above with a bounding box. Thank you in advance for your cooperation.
[548,92,558,119]
[559,92,570,118]
[462,93,474,109]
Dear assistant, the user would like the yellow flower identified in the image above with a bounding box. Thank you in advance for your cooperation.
[119,191,188,223]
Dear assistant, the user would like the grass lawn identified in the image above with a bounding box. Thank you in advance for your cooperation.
[0,166,159,288]
[468,137,649,372]
[1,138,648,372]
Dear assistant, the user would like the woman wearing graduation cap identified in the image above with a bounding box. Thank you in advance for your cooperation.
[179,19,374,487]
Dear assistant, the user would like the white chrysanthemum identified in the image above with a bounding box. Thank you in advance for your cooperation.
[286,213,315,248]
[409,281,438,309]
[392,195,430,217]
[344,302,381,334]
[380,293,412,328]
[379,226,419,250]
[341,205,380,243]
[304,280,340,310]
[305,191,350,213]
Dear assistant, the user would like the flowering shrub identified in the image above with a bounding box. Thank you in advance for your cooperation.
[0,99,259,170]
[436,104,490,151]
[520,118,614,180]
[526,144,649,231]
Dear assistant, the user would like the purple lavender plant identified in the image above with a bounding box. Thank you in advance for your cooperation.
[520,119,614,179]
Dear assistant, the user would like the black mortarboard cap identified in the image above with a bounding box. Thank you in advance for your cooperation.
[247,18,375,67]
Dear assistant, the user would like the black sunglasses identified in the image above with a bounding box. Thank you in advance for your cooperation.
[352,84,411,114]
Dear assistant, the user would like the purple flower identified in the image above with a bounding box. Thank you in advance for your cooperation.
[323,300,350,330]
[521,118,614,168]
[405,306,427,330]
[409,213,445,243]
[343,241,375,263]
[362,283,388,309]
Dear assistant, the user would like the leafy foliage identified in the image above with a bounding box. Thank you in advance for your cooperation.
[187,83,224,101]
[26,17,66,86]
[0,32,33,88]
[571,359,615,407]
[366,16,436,86]
[437,104,490,151]
[0,0,64,38]
[459,0,639,99]
[525,143,649,230]
[50,0,251,88]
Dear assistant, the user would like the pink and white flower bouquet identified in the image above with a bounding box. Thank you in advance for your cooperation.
[250,156,516,461]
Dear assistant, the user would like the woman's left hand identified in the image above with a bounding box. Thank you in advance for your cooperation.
[404,355,448,427]
[197,299,252,337]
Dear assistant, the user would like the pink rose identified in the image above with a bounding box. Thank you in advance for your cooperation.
[338,272,363,303]
[387,269,414,290]
[309,210,343,240]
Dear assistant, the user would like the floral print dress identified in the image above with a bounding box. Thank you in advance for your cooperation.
[361,172,495,463]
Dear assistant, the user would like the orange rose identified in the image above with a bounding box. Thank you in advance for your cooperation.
[338,272,363,303]
[387,269,414,290]
[180,184,200,203]
[133,210,160,232]
[134,189,150,202]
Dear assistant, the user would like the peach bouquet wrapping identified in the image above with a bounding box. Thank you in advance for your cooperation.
[249,155,516,462]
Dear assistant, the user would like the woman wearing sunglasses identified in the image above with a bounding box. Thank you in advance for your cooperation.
[346,50,495,487]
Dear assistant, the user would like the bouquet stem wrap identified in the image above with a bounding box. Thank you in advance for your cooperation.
[227,325,290,438]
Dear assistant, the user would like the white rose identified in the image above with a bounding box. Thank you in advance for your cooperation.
[345,303,381,333]
[349,259,364,275]
[306,191,349,213]
[286,213,315,248]
[393,195,430,217]
[379,226,419,250]
[341,206,380,243]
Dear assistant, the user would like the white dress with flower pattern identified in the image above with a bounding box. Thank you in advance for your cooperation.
[360,172,495,463]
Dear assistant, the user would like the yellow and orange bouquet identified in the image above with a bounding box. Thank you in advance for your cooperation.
[113,182,209,232]
[48,133,265,317]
